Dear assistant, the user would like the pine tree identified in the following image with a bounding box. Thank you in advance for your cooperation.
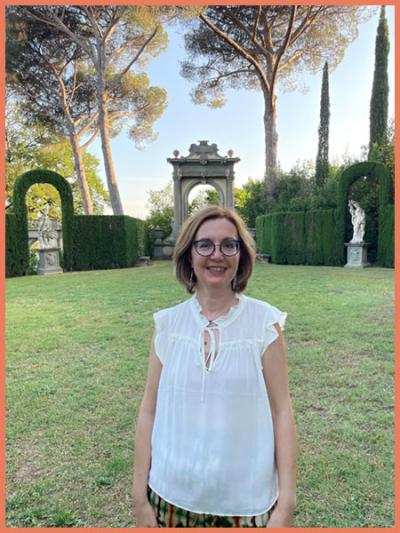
[315,61,330,188]
[182,6,372,206]
[369,6,389,157]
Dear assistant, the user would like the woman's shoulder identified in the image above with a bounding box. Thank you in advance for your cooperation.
[153,297,192,320]
[242,294,278,312]
[242,294,287,326]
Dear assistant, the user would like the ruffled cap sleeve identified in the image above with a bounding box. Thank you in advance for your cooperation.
[153,308,169,364]
[262,304,287,353]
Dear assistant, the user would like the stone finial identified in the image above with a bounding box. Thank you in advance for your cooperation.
[173,149,180,157]
[227,149,234,157]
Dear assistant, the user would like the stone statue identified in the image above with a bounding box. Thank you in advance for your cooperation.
[348,200,366,243]
[38,205,59,249]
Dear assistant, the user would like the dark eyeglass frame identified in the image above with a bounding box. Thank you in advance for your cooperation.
[192,238,241,257]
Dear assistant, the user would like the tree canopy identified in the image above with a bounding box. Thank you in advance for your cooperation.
[369,6,390,156]
[6,8,98,213]
[181,5,374,206]
[315,61,330,188]
[7,5,177,214]
[6,100,109,221]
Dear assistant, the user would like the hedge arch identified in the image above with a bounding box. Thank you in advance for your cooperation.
[13,169,74,274]
[336,161,391,264]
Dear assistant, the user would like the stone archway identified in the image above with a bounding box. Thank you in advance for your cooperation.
[183,179,225,220]
[167,140,240,241]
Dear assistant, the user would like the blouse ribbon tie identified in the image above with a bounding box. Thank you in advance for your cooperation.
[197,324,218,402]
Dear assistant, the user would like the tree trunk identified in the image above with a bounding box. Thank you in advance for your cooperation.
[97,89,124,215]
[68,131,93,215]
[262,89,278,209]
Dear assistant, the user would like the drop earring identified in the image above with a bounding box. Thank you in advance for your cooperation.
[232,276,237,290]
[189,269,195,291]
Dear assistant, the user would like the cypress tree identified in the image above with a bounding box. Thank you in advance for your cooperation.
[369,6,390,157]
[315,61,330,188]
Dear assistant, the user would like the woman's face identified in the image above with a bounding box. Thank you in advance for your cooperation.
[190,217,240,292]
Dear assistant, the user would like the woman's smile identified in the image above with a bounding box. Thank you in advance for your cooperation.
[206,266,227,272]
[205,265,229,279]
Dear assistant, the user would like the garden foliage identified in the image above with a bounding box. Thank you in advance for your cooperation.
[256,209,340,266]
[5,214,24,277]
[256,161,393,267]
[73,215,144,271]
[11,169,74,275]
[337,161,393,266]
[7,170,146,277]
[369,6,390,156]
[315,61,330,188]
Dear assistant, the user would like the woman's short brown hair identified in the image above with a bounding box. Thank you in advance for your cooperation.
[173,206,256,294]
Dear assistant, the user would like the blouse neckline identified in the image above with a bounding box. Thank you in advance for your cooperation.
[190,292,246,328]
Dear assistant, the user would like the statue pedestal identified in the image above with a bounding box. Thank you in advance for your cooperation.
[37,248,63,275]
[344,242,370,268]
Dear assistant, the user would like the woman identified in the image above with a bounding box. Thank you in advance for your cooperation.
[133,206,297,527]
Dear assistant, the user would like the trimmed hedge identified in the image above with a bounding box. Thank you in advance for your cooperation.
[6,214,145,277]
[256,205,393,267]
[73,215,144,271]
[257,209,340,266]
[304,209,341,265]
[6,214,26,277]
[379,204,394,267]
[12,169,74,274]
[257,161,393,267]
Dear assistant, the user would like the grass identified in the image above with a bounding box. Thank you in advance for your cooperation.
[6,261,394,527]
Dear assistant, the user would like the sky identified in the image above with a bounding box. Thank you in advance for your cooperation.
[87,6,395,219]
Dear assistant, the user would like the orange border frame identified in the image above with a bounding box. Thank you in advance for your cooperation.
[0,1,397,532]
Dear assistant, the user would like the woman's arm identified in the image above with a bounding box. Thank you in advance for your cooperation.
[133,335,163,527]
[262,323,297,527]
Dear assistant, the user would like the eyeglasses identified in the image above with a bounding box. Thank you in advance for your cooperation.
[192,238,241,257]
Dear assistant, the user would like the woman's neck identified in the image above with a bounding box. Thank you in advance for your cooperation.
[195,287,238,320]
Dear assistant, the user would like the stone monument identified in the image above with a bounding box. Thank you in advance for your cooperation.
[37,205,63,275]
[345,200,370,268]
[155,140,240,258]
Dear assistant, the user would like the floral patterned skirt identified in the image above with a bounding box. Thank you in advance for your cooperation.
[147,487,277,528]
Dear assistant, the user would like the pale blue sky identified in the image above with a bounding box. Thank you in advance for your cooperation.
[88,6,395,219]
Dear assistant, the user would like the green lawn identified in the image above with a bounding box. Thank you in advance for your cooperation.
[6,261,394,527]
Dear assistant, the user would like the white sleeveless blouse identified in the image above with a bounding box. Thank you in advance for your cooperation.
[148,293,287,516]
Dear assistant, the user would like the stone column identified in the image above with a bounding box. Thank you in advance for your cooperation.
[171,168,181,242]
[226,168,234,208]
